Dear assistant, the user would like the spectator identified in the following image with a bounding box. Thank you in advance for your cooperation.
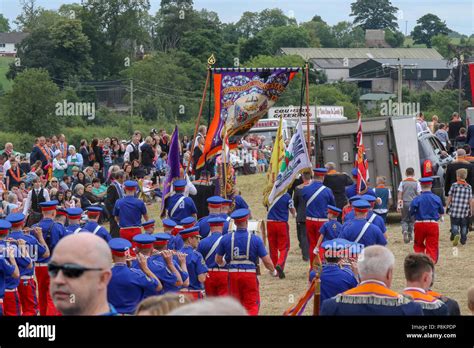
[102,138,113,176]
[455,127,467,148]
[53,151,68,180]
[155,152,167,176]
[92,162,105,184]
[92,178,107,200]
[135,293,192,316]
[49,234,114,315]
[141,136,155,174]
[60,175,73,192]
[257,152,268,173]
[67,145,84,175]
[168,296,247,315]
[429,115,440,133]
[415,112,429,133]
[23,178,50,226]
[397,167,421,243]
[6,157,26,190]
[444,149,474,196]
[446,168,473,246]
[111,137,125,165]
[374,176,392,223]
[448,112,463,149]
[73,171,89,191]
[90,138,103,169]
[468,286,474,315]
[124,136,141,163]
[123,162,133,180]
[79,139,90,166]
[434,123,449,148]
[131,159,146,179]
[105,171,125,238]
[64,189,78,208]
[323,162,353,213]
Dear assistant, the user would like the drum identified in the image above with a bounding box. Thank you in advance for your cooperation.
[227,219,264,237]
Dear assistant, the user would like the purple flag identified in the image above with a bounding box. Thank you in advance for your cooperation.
[161,126,180,216]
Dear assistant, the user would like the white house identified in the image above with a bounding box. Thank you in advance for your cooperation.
[0,32,29,57]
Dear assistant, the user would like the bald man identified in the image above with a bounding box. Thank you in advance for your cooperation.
[49,234,116,316]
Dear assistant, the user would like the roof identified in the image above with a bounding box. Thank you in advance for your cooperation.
[371,58,452,69]
[360,93,397,101]
[310,58,367,69]
[424,80,450,91]
[280,47,444,60]
[0,32,29,44]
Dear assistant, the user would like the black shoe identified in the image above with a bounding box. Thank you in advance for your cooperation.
[276,265,285,279]
[403,231,410,244]
[302,256,309,262]
[450,233,455,241]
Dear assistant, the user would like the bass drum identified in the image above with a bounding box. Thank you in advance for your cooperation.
[227,219,264,239]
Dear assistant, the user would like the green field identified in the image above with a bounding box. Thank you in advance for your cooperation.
[403,36,462,48]
[0,56,14,93]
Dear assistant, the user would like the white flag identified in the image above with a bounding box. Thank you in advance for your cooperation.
[267,120,312,205]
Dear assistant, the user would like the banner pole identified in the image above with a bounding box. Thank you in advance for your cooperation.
[189,66,211,176]
[305,63,311,164]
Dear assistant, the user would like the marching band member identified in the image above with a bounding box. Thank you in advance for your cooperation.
[178,226,208,292]
[266,190,295,279]
[215,209,275,315]
[301,168,336,265]
[409,177,444,263]
[197,217,228,297]
[82,207,111,242]
[108,238,161,315]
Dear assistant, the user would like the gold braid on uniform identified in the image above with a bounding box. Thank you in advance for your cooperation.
[335,293,414,307]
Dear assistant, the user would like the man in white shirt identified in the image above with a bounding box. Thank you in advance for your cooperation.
[23,178,51,216]
[124,136,141,163]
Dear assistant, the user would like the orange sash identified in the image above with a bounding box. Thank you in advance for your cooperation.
[38,145,51,161]
[8,166,22,183]
[343,281,401,298]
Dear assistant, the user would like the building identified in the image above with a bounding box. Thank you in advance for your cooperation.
[0,32,29,57]
[279,47,445,83]
[349,58,453,94]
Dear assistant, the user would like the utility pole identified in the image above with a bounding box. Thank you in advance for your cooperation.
[130,78,134,133]
[383,59,417,115]
[405,21,408,36]
[458,54,464,116]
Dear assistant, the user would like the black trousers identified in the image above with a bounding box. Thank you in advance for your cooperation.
[296,222,309,260]
[109,218,120,238]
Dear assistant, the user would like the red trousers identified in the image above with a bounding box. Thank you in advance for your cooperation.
[3,289,21,316]
[306,219,326,265]
[18,278,39,316]
[36,265,60,316]
[229,272,259,315]
[267,221,290,270]
[204,271,229,297]
[414,222,439,263]
[120,227,142,256]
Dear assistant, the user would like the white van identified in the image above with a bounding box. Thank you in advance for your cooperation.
[247,118,297,146]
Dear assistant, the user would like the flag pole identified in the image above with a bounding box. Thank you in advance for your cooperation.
[222,125,228,199]
[305,63,311,164]
[188,54,215,175]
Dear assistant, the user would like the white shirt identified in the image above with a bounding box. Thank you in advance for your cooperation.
[53,158,68,171]
[3,160,11,175]
[124,143,141,163]
[22,187,50,215]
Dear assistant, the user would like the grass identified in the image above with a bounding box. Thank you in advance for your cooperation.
[147,173,473,315]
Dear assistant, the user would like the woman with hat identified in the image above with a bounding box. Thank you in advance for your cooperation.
[52,150,68,181]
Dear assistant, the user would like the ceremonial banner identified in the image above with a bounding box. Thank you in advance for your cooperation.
[197,67,299,169]
[267,120,312,205]
[355,110,369,194]
[263,117,285,207]
[160,126,181,216]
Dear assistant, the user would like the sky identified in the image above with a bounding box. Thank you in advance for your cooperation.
[0,0,473,35]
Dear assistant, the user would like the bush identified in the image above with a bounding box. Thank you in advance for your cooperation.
[0,132,36,154]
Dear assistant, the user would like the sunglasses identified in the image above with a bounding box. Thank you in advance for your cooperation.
[48,263,103,279]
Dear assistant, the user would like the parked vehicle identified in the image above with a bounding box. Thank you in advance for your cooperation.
[314,116,453,209]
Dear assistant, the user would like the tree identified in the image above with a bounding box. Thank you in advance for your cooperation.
[412,14,450,48]
[235,11,260,38]
[14,0,43,31]
[350,0,399,31]
[0,14,10,32]
[239,36,272,63]
[8,18,93,82]
[5,69,62,135]
[431,34,453,58]
[331,21,365,48]
[258,8,296,28]
[384,29,404,47]
[260,26,311,54]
